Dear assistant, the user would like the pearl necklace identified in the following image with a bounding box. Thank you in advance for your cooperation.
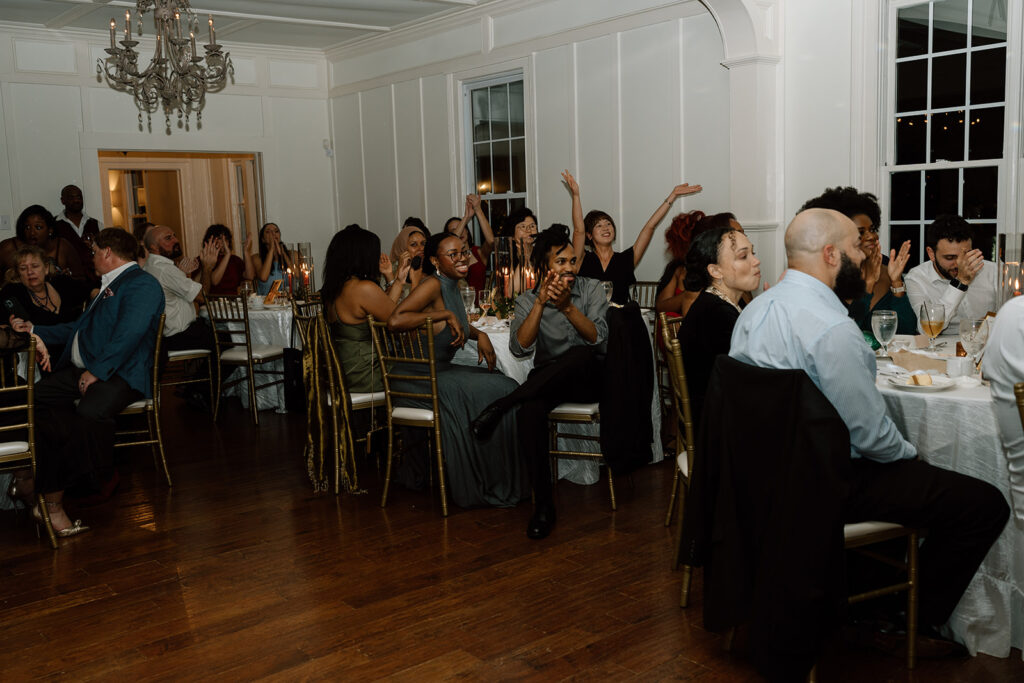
[705,284,742,313]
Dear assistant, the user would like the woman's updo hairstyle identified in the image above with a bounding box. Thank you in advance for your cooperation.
[422,232,455,276]
[683,227,735,292]
[665,210,736,262]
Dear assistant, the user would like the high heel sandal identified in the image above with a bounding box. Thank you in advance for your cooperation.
[32,502,90,538]
[6,476,32,510]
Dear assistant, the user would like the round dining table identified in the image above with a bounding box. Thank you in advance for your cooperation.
[877,363,1023,658]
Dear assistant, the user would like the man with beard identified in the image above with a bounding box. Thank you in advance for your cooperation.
[905,214,996,335]
[729,208,1007,649]
[143,225,217,355]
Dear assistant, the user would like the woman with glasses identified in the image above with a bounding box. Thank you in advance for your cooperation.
[387,233,525,508]
[801,187,917,334]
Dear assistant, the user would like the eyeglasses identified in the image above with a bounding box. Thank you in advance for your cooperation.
[442,248,472,260]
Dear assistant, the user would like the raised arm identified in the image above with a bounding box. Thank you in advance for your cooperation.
[562,170,586,265]
[470,194,496,261]
[242,232,256,280]
[632,183,703,266]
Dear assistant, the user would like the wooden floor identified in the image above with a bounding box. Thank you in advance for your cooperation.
[2,396,1022,681]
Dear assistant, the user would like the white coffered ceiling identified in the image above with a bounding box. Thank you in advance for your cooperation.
[0,0,494,50]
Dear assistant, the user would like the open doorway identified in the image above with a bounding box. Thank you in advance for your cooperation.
[98,151,264,258]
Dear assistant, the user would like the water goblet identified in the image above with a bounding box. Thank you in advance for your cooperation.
[959,319,989,372]
[918,302,946,351]
[870,310,898,358]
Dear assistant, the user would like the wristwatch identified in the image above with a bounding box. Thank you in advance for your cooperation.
[949,277,969,292]
[890,282,906,295]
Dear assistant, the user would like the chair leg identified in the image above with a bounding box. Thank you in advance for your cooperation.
[152,407,171,487]
[247,361,259,426]
[36,494,58,550]
[607,466,616,511]
[680,565,693,608]
[434,426,448,518]
[207,356,219,420]
[380,422,395,507]
[671,473,687,570]
[907,531,919,670]
[665,466,680,527]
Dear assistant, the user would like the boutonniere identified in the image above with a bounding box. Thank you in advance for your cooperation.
[102,287,115,299]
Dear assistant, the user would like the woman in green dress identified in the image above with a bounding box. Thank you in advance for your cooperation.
[321,224,405,392]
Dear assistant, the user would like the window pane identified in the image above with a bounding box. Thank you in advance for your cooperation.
[932,0,969,52]
[931,53,966,108]
[962,166,998,218]
[484,198,509,235]
[897,5,930,58]
[924,168,960,219]
[896,115,927,164]
[474,142,492,194]
[896,59,928,112]
[489,84,510,140]
[492,140,511,194]
[972,0,1008,46]
[971,222,997,259]
[930,110,965,162]
[970,47,1005,104]
[510,138,526,193]
[891,224,922,270]
[472,88,489,142]
[509,81,524,137]
[891,171,922,220]
[968,106,1003,159]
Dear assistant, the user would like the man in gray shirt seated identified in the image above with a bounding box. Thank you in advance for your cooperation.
[471,225,608,539]
[730,208,1008,644]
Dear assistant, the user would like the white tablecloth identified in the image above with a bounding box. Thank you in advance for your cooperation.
[459,318,663,485]
[208,306,294,413]
[877,374,1023,658]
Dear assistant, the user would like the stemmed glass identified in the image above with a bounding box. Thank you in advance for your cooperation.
[918,302,946,351]
[600,281,614,303]
[870,310,898,358]
[959,319,989,373]
[461,288,477,320]
[478,290,492,320]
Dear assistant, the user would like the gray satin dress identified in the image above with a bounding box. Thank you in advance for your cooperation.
[392,273,526,508]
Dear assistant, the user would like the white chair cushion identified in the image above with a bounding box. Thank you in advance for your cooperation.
[843,521,906,541]
[676,451,689,478]
[549,402,600,416]
[0,441,29,457]
[392,406,435,422]
[220,344,284,362]
[123,399,153,411]
[351,391,386,407]
[167,348,211,359]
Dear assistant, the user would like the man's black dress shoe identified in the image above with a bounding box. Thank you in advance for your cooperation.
[527,505,556,540]
[471,402,504,440]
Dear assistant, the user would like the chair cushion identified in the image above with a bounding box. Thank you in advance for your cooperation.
[549,402,600,417]
[167,348,211,359]
[122,399,153,411]
[843,521,906,541]
[351,391,386,407]
[392,406,435,422]
[0,441,29,457]
[220,344,284,362]
[676,451,689,478]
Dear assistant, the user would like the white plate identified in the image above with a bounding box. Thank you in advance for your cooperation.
[886,375,956,392]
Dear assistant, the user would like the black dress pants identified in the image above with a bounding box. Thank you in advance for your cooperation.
[495,346,603,508]
[845,458,1009,626]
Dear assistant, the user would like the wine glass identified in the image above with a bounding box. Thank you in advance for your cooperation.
[478,290,492,320]
[600,281,614,304]
[870,310,898,358]
[918,302,946,351]
[959,319,989,372]
[461,288,476,318]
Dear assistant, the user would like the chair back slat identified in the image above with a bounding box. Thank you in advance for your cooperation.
[1015,382,1024,433]
[665,337,695,474]
[206,294,253,355]
[367,316,440,409]
[631,281,659,309]
[292,299,324,347]
[0,339,35,473]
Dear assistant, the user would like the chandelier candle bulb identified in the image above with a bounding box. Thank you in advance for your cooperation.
[209,16,215,45]
[109,19,116,49]
[190,32,195,56]
[175,11,181,39]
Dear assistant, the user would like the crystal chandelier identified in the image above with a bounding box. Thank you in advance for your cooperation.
[96,1,233,132]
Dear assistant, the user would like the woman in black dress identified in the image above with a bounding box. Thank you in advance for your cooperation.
[676,226,761,422]
[562,170,702,304]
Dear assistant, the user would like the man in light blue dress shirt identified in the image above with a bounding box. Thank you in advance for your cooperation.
[730,208,1007,638]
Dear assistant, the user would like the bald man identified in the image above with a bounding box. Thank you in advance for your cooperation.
[54,184,103,283]
[729,208,1007,643]
[143,226,216,355]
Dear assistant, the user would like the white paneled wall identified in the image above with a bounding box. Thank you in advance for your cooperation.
[330,5,731,282]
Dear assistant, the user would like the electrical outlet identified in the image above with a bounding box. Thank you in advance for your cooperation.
[0,215,10,231]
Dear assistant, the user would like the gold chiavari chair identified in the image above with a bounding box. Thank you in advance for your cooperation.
[368,316,449,516]
[0,340,58,549]
[548,403,615,509]
[114,314,172,486]
[662,336,696,606]
[206,294,285,426]
[1015,382,1024,433]
[659,313,686,522]
[159,290,217,419]
[291,298,324,348]
[630,280,660,309]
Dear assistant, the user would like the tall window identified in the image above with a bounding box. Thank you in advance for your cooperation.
[888,0,1007,267]
[463,73,527,241]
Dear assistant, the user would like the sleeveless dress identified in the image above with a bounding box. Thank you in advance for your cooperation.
[256,258,285,295]
[391,273,526,508]
[330,319,382,393]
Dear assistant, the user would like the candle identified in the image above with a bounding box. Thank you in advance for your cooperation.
[125,10,131,41]
[109,19,115,48]
[190,31,196,55]
[302,265,310,288]
[209,15,215,45]
[286,267,293,294]
[175,11,182,39]
[156,33,162,59]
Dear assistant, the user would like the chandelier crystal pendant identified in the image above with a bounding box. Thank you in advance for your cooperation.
[96,1,233,132]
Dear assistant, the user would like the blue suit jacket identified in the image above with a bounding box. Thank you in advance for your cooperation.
[35,265,165,398]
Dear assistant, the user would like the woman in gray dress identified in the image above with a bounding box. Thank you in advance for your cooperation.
[387,233,526,508]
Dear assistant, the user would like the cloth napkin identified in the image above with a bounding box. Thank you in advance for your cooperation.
[891,349,947,374]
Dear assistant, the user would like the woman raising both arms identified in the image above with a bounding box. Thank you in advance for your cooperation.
[563,170,702,305]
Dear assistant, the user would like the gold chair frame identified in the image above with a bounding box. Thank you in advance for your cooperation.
[368,316,449,516]
[659,313,687,523]
[206,294,285,426]
[0,341,58,549]
[159,292,217,420]
[114,314,172,487]
[548,404,615,510]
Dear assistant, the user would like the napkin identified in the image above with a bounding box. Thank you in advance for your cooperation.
[891,349,947,374]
